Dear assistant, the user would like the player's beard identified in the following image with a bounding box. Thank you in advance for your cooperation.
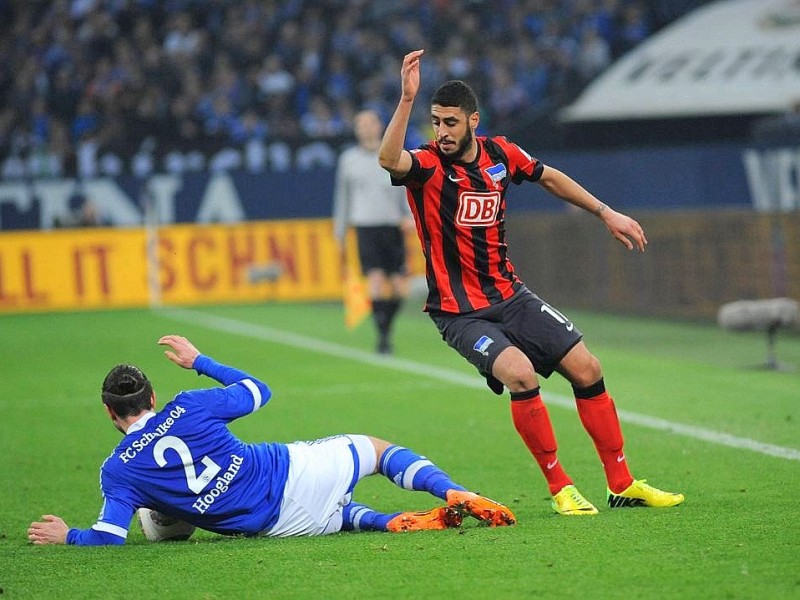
[448,126,474,162]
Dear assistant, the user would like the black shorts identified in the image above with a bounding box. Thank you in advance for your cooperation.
[429,287,583,379]
[356,226,407,276]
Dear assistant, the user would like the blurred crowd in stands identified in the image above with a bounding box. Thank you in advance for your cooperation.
[0,0,701,179]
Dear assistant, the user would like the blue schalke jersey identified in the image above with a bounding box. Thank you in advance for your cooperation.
[66,355,289,545]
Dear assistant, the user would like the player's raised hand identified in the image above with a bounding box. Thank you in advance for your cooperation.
[28,515,69,545]
[158,334,201,369]
[401,49,424,102]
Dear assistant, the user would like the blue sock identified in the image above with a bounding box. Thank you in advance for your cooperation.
[342,502,399,532]
[379,445,467,500]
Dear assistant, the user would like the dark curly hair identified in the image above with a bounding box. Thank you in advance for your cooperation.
[431,80,479,115]
[101,364,153,419]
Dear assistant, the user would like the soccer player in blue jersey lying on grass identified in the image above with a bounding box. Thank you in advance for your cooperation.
[28,335,515,546]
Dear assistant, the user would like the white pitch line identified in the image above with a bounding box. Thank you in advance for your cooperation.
[160,307,800,462]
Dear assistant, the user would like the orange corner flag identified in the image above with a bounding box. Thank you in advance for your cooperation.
[343,231,371,329]
[344,268,371,329]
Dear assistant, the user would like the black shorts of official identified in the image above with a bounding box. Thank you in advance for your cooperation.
[356,226,407,276]
[429,287,583,380]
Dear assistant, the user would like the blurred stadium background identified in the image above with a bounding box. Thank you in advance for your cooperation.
[2,3,800,596]
[0,0,798,323]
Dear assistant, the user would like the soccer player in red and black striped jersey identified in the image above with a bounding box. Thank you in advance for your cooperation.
[379,49,684,515]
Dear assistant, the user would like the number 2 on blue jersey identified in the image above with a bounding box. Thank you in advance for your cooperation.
[153,435,222,494]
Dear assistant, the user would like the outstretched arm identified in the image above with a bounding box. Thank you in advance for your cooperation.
[537,165,648,252]
[29,514,127,546]
[379,49,424,178]
[158,335,271,412]
[29,478,144,545]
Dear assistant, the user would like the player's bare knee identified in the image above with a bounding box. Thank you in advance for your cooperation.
[493,348,538,391]
[570,354,603,388]
[368,436,392,469]
[506,378,538,393]
[558,343,603,388]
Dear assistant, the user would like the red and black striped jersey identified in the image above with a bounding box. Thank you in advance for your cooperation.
[392,135,544,314]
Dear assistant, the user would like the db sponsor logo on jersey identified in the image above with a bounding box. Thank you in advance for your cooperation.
[456,191,501,227]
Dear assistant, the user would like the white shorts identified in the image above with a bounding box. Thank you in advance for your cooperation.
[264,434,377,537]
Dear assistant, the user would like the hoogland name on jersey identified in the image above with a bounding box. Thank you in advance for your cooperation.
[117,405,187,463]
[192,454,244,514]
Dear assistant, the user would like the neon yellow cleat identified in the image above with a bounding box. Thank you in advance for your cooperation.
[607,479,685,508]
[446,490,516,527]
[386,506,463,532]
[551,485,599,515]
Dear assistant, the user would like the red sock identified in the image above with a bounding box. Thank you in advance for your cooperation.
[510,389,572,495]
[574,382,633,493]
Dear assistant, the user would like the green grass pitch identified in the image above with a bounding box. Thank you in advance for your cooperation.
[1,302,799,599]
